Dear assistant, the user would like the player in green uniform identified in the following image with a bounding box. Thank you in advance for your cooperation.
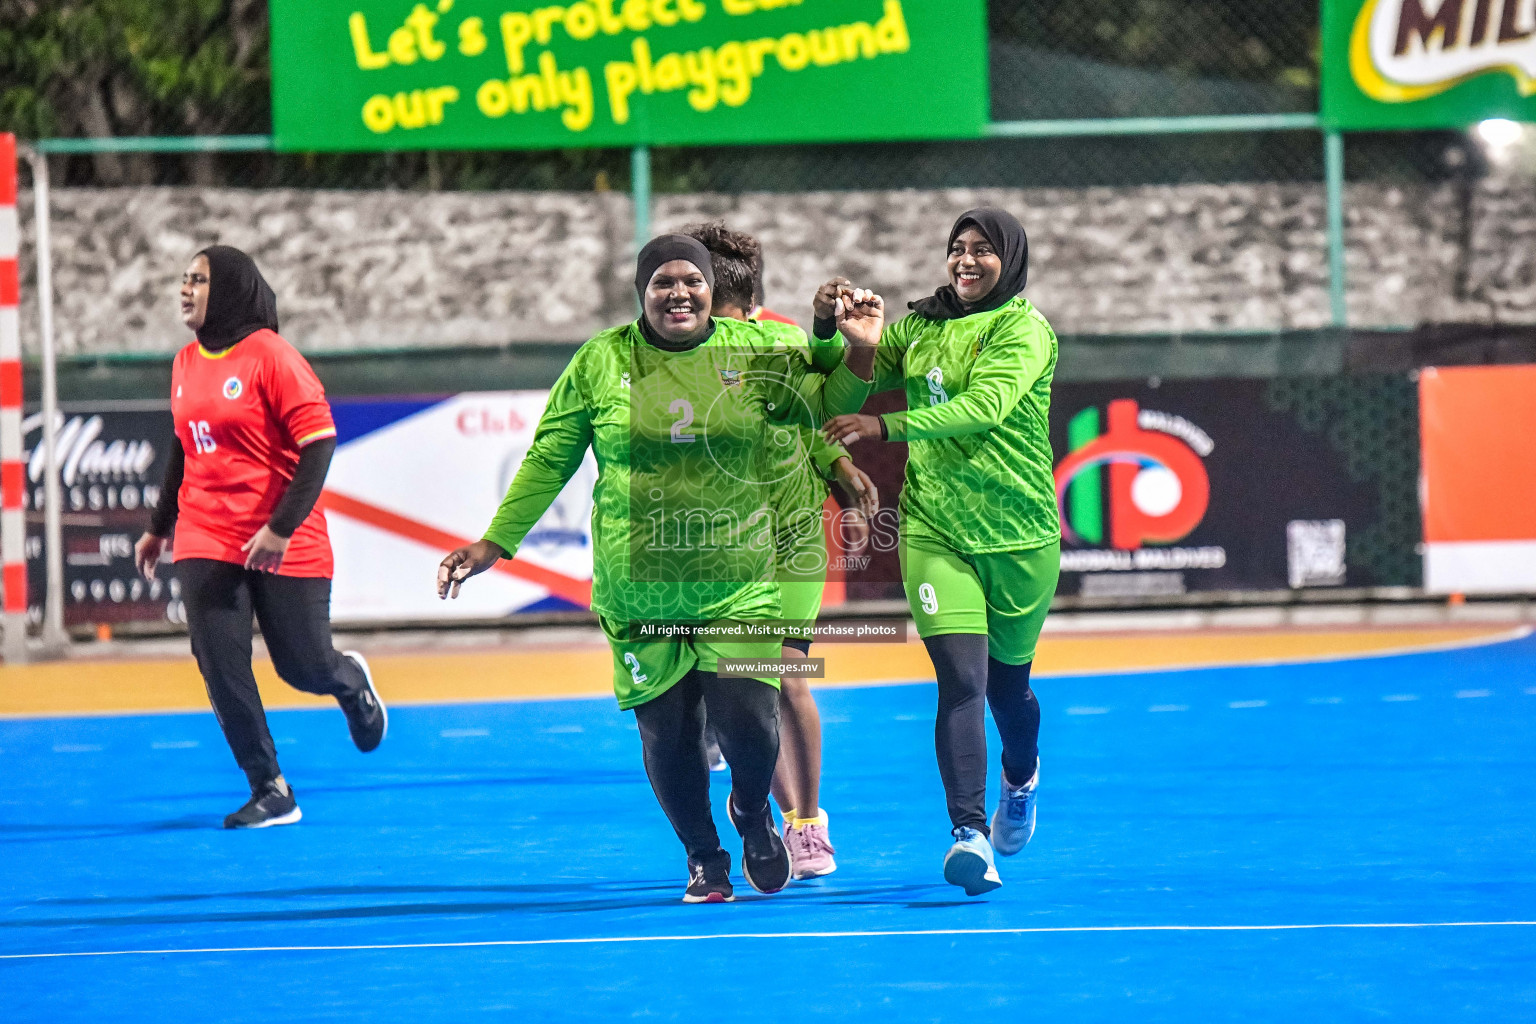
[683,221,880,881]
[821,208,1060,896]
[437,235,883,904]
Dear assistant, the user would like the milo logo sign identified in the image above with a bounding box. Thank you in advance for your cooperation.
[1325,0,1536,128]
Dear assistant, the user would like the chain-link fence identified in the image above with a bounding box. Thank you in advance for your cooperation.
[3,0,1469,188]
[10,0,1534,636]
[6,0,1530,361]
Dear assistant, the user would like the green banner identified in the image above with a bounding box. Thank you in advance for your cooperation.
[269,0,987,152]
[1323,0,1536,129]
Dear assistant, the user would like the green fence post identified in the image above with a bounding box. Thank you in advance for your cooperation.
[1325,130,1348,328]
[34,135,273,154]
[631,145,651,253]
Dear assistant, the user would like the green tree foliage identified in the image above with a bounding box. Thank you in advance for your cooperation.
[0,0,268,182]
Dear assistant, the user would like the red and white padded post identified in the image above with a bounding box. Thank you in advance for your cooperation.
[0,133,28,662]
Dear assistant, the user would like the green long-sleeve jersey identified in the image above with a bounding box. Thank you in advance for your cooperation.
[757,319,852,564]
[481,317,871,623]
[872,296,1060,554]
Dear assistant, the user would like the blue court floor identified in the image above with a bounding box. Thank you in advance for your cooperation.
[3,633,1535,1022]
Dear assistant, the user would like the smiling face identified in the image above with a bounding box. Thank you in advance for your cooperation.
[180,254,211,332]
[643,259,712,344]
[947,226,1002,305]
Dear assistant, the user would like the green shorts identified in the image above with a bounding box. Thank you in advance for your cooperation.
[899,534,1061,665]
[778,579,825,645]
[770,451,835,645]
[777,519,827,644]
[598,615,784,710]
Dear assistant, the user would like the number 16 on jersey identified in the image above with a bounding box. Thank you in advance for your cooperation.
[188,420,217,454]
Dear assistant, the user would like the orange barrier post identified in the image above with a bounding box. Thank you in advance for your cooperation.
[0,133,28,663]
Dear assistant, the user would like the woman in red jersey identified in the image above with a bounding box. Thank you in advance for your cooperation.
[134,245,387,829]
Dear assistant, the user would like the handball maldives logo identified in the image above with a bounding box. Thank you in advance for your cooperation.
[222,376,243,400]
[1053,399,1213,551]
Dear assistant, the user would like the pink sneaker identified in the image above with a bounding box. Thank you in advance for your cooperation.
[790,816,837,880]
[781,819,804,875]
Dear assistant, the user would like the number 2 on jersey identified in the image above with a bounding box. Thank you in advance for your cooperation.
[623,652,649,685]
[188,420,217,455]
[669,399,695,443]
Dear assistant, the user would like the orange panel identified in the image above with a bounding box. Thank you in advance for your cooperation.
[1420,365,1536,543]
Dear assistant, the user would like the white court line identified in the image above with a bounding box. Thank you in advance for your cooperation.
[750,625,1536,694]
[1027,625,1536,681]
[3,920,1534,961]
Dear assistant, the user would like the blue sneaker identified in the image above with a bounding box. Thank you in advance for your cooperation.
[990,761,1038,856]
[943,826,1002,896]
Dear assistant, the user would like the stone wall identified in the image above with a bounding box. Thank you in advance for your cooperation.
[14,173,1535,355]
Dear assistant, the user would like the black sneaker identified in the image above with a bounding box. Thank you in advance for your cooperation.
[728,794,791,894]
[223,778,302,829]
[683,853,735,904]
[338,650,387,752]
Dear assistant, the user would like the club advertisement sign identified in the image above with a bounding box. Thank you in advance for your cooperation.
[1050,377,1422,599]
[21,406,185,629]
[269,0,988,152]
[1323,0,1536,129]
[25,378,1424,631]
[18,394,604,631]
[323,392,598,623]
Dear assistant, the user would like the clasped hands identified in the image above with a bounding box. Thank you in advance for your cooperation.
[814,277,887,448]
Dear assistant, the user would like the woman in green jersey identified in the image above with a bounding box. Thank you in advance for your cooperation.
[684,221,880,882]
[438,235,881,904]
[821,208,1059,897]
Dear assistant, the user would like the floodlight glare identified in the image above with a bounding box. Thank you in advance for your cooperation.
[1474,119,1524,149]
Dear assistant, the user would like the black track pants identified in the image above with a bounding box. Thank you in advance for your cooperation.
[631,670,780,867]
[923,633,1041,835]
[178,558,366,787]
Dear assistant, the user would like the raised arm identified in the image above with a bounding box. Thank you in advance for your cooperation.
[759,291,884,426]
[807,327,844,376]
[881,313,1054,442]
[813,278,911,395]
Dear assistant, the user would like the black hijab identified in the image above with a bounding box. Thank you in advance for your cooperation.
[908,208,1029,322]
[195,245,279,351]
[634,235,715,351]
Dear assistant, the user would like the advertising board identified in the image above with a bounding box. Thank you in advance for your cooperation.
[1323,0,1536,129]
[1048,376,1423,598]
[270,0,988,151]
[21,406,183,628]
[29,374,1433,630]
[1419,364,1536,593]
